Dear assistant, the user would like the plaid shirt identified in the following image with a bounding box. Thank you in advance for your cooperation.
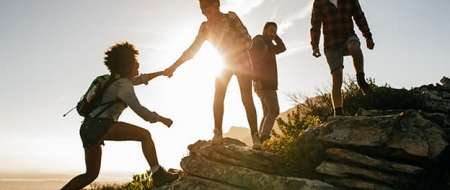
[310,0,372,50]
[182,11,252,63]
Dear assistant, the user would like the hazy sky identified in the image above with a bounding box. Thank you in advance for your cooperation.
[1,0,449,176]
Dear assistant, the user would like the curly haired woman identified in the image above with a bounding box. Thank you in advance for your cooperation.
[61,42,178,190]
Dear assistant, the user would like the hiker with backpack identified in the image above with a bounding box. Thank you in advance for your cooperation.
[163,0,261,148]
[310,0,375,116]
[61,42,178,190]
[250,22,286,143]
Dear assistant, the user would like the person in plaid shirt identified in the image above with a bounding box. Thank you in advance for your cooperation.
[310,0,375,116]
[164,0,261,148]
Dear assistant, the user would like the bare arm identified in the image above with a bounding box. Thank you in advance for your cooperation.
[117,79,161,123]
[165,23,207,76]
[132,71,165,86]
[352,0,372,40]
[272,35,287,55]
[310,0,323,51]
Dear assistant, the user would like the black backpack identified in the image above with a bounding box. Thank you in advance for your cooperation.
[76,74,121,118]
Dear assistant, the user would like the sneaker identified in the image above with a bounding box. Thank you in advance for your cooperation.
[212,134,223,145]
[252,134,262,150]
[356,73,373,95]
[152,167,179,187]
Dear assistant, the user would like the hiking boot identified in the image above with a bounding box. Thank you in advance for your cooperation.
[151,167,179,187]
[252,133,262,150]
[356,73,373,95]
[212,134,223,145]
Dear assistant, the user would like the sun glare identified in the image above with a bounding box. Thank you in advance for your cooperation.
[193,42,226,78]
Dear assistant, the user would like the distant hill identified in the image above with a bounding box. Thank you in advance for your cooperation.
[223,126,252,145]
[223,108,296,145]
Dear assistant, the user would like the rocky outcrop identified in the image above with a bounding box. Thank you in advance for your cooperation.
[415,76,450,115]
[159,110,448,189]
[158,77,450,190]
[306,111,448,189]
[159,138,335,190]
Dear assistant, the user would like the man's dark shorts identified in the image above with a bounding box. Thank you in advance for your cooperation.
[324,35,361,74]
[79,117,114,149]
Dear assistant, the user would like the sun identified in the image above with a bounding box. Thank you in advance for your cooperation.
[192,42,226,78]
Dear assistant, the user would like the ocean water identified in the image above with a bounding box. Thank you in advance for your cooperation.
[0,180,67,190]
[0,173,129,190]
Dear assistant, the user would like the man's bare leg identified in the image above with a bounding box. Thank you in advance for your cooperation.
[331,69,344,116]
[348,41,372,94]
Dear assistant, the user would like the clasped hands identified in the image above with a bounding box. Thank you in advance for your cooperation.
[162,66,176,78]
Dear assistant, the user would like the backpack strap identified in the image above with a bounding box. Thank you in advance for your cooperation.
[90,75,122,118]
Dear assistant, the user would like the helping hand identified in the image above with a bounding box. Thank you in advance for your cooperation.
[163,67,175,78]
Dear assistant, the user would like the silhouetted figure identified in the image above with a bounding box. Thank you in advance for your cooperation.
[250,22,286,143]
[61,42,178,190]
[310,0,375,116]
[164,0,261,147]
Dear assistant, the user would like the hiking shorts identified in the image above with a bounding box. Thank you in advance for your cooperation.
[324,35,361,74]
[79,117,114,149]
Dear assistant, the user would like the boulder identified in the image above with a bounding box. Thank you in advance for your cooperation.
[316,161,413,186]
[322,178,395,190]
[187,138,285,175]
[317,111,447,160]
[440,76,450,89]
[161,138,336,190]
[415,77,450,114]
[181,154,335,190]
[325,148,423,175]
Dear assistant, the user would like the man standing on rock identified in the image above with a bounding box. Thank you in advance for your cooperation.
[310,0,375,116]
[250,22,286,143]
[164,0,261,147]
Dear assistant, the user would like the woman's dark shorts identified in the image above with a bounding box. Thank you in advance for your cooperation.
[79,117,114,149]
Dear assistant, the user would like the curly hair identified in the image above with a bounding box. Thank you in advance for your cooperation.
[199,0,220,7]
[104,42,139,77]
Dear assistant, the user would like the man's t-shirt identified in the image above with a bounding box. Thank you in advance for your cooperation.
[250,35,286,90]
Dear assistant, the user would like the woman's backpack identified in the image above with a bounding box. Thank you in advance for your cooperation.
[76,74,121,118]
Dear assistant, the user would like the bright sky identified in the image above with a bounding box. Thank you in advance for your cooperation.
[1,0,449,176]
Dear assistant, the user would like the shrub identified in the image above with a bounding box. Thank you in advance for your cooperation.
[87,172,152,190]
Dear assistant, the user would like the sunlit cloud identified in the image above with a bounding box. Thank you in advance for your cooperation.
[279,41,310,59]
[278,0,313,34]
[222,0,266,15]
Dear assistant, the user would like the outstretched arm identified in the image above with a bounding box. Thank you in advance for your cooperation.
[310,0,323,57]
[117,79,161,123]
[132,71,164,86]
[117,79,173,128]
[165,23,207,76]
